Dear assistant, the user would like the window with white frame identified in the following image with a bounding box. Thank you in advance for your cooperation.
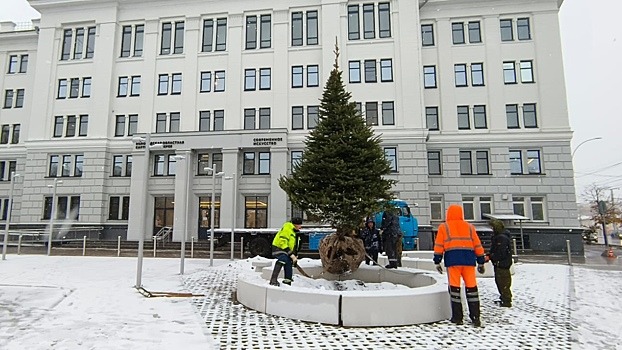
[52,115,88,137]
[454,64,467,87]
[503,61,517,84]
[347,2,391,40]
[430,195,444,221]
[199,110,224,132]
[245,14,271,49]
[502,18,532,42]
[111,155,132,177]
[384,147,397,172]
[349,61,361,83]
[114,114,138,137]
[509,149,542,175]
[120,24,144,57]
[7,54,28,74]
[152,154,178,176]
[117,76,140,97]
[157,73,182,95]
[291,10,318,46]
[427,150,442,175]
[61,26,95,60]
[243,151,271,175]
[513,196,545,221]
[243,108,271,130]
[471,63,484,86]
[460,150,490,175]
[519,60,534,83]
[461,195,493,220]
[202,17,227,52]
[57,77,90,99]
[3,89,24,108]
[160,21,184,55]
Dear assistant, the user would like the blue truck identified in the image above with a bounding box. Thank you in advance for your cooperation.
[372,199,419,250]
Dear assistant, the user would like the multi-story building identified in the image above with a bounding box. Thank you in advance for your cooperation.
[0,0,580,250]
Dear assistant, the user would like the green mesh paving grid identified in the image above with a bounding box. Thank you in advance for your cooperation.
[184,266,573,350]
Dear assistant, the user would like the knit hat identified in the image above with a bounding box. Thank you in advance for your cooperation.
[291,217,303,225]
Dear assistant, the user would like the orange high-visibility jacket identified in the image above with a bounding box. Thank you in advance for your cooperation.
[433,205,485,267]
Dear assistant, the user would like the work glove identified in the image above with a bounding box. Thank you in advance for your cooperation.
[477,264,485,274]
[290,254,298,266]
[435,264,443,274]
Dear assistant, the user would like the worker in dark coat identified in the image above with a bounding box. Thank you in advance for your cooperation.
[359,218,382,265]
[381,209,401,269]
[488,219,513,307]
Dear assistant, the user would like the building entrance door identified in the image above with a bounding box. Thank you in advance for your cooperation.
[154,196,174,235]
[198,196,220,240]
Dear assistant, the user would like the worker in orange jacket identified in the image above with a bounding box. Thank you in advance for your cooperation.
[433,204,486,327]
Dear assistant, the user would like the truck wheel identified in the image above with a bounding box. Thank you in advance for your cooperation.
[249,237,271,258]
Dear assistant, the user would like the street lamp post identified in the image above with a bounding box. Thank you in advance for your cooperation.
[2,172,20,261]
[205,167,224,267]
[172,152,191,275]
[224,173,237,261]
[571,137,603,159]
[47,178,63,256]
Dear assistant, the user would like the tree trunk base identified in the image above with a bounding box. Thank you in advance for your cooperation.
[319,233,366,274]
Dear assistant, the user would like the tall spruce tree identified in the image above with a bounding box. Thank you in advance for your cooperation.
[279,44,396,236]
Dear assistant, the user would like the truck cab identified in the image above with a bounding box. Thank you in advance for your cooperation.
[373,199,419,250]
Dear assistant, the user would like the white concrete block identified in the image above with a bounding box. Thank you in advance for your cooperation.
[236,277,267,313]
[265,287,340,325]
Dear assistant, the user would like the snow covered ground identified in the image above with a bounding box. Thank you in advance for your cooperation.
[1,255,621,349]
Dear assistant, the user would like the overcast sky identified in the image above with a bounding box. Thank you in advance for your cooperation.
[1,0,621,203]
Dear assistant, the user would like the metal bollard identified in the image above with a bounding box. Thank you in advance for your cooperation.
[240,237,244,259]
[153,237,157,257]
[17,234,22,255]
[512,238,518,263]
[117,236,121,257]
[416,237,420,251]
[566,239,572,266]
[82,236,87,256]
[191,237,194,258]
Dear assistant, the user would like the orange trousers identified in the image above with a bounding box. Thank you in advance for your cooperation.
[447,265,477,288]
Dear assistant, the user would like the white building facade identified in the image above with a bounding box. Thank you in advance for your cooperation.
[0,0,579,246]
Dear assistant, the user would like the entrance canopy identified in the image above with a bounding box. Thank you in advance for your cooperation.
[483,213,530,221]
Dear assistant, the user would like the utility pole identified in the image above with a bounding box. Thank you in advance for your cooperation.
[597,191,609,246]
[611,188,618,234]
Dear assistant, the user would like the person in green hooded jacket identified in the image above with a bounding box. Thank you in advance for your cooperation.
[269,217,303,286]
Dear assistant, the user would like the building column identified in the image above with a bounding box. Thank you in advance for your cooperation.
[172,150,192,242]
[269,147,288,227]
[220,148,239,229]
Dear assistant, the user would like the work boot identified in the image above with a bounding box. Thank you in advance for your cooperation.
[465,286,481,326]
[269,262,283,286]
[282,279,292,286]
[385,261,398,269]
[449,286,463,325]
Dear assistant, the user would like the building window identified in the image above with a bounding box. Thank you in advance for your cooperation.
[0,125,9,144]
[260,14,271,48]
[452,22,465,44]
[365,102,378,126]
[245,16,257,49]
[471,63,484,86]
[349,61,361,83]
[292,12,303,46]
[421,24,434,46]
[213,110,224,131]
[154,112,180,133]
[362,4,375,39]
[79,115,88,136]
[348,5,360,40]
[214,71,226,92]
[199,111,210,132]
[307,65,319,87]
[378,3,391,38]
[460,150,489,175]
[473,105,487,129]
[160,21,184,55]
[530,197,545,221]
[503,62,517,84]
[523,103,538,128]
[380,59,393,82]
[509,149,542,175]
[513,196,545,221]
[57,80,67,99]
[243,151,271,175]
[427,150,442,175]
[7,54,28,74]
[430,195,444,220]
[457,106,470,130]
[51,116,88,137]
[43,195,81,220]
[259,108,271,129]
[61,26,95,61]
[381,102,394,125]
[112,155,123,176]
[259,68,271,90]
[3,90,13,108]
[200,72,212,93]
[245,196,268,228]
[307,106,319,129]
[364,60,377,83]
[462,196,475,220]
[509,150,522,175]
[109,196,130,220]
[199,195,222,229]
[118,77,129,97]
[517,18,531,40]
[506,104,519,129]
[197,153,223,175]
[82,78,91,97]
[500,19,513,41]
[479,197,492,220]
[11,124,20,144]
[171,73,182,94]
[292,106,304,130]
[423,66,437,88]
[307,10,319,45]
[120,24,144,57]
[48,154,83,177]
[526,150,542,174]
[462,196,492,221]
[246,14,271,49]
[202,18,228,52]
[154,196,174,230]
[454,64,467,87]
[291,151,303,170]
[292,66,303,88]
[244,109,256,130]
[69,78,80,98]
[426,107,439,131]
[244,69,256,91]
[468,21,481,43]
[0,161,17,182]
[520,60,534,83]
[384,147,397,172]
